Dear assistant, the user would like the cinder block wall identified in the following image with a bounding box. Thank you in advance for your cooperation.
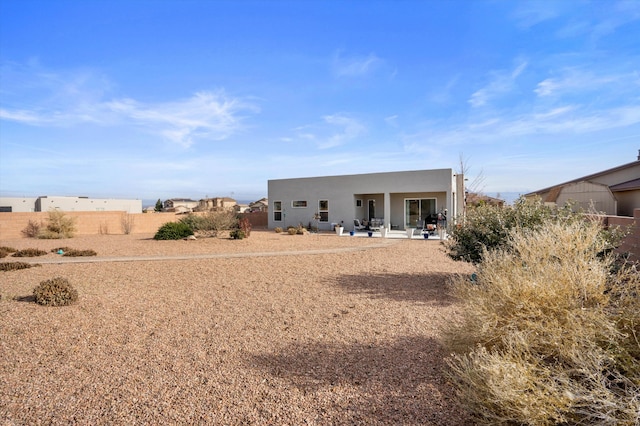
[0,211,269,239]
[611,208,639,262]
[0,212,180,239]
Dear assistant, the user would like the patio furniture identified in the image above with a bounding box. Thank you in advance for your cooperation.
[353,219,367,231]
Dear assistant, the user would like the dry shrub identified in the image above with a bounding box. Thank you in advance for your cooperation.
[0,262,40,272]
[63,249,97,257]
[21,220,41,238]
[38,209,76,239]
[12,248,47,257]
[33,277,78,306]
[121,213,135,234]
[0,246,17,258]
[444,219,640,425]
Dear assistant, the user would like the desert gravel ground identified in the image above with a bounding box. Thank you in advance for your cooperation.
[1,230,475,425]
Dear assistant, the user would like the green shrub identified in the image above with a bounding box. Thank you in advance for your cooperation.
[229,229,245,239]
[446,197,578,264]
[12,248,47,257]
[443,218,640,425]
[37,209,76,239]
[33,277,78,306]
[0,262,40,272]
[154,222,194,240]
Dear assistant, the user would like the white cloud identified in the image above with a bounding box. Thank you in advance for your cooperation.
[332,51,381,77]
[468,61,528,107]
[0,62,258,147]
[320,114,366,149]
[534,68,632,98]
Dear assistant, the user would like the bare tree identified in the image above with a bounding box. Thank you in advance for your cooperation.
[457,153,486,195]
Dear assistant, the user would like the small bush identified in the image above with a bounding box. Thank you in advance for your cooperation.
[33,277,78,306]
[38,209,76,239]
[274,227,283,233]
[179,211,238,237]
[447,197,578,264]
[154,222,194,240]
[121,213,135,234]
[287,227,297,235]
[21,220,41,238]
[230,229,245,239]
[0,246,17,258]
[12,248,47,257]
[63,249,97,257]
[0,262,40,272]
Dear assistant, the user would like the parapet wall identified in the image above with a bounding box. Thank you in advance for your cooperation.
[0,211,270,239]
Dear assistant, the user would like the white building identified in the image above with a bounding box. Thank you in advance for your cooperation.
[0,196,142,213]
[268,169,465,231]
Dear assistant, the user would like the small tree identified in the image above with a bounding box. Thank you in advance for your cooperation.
[38,209,77,239]
[154,199,163,212]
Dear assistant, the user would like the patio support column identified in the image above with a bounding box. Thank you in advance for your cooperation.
[384,192,391,228]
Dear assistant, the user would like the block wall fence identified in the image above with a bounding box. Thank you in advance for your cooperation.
[0,211,269,239]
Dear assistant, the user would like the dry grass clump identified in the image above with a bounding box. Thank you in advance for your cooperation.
[0,246,17,258]
[0,261,40,272]
[38,210,77,239]
[11,248,48,257]
[51,247,97,257]
[443,219,640,425]
[33,277,78,306]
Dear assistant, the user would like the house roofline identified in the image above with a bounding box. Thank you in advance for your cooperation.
[525,160,640,197]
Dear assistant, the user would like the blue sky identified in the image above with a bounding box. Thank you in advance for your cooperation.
[1,0,639,205]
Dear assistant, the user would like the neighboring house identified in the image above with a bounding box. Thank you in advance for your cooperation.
[466,193,505,207]
[249,197,268,212]
[0,196,142,213]
[525,155,640,217]
[163,198,199,213]
[268,169,465,231]
[196,197,237,212]
[235,203,250,213]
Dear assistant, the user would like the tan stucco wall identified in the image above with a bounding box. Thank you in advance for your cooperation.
[0,212,180,239]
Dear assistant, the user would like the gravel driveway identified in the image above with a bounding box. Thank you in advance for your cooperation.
[1,231,475,425]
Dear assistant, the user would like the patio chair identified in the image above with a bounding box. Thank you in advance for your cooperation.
[353,219,367,231]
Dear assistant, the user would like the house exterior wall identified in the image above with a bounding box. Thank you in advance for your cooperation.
[267,169,457,231]
[34,196,142,213]
[615,190,640,217]
[0,197,38,212]
[1,196,142,213]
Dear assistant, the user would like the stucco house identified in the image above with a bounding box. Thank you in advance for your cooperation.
[268,169,465,232]
[163,198,199,213]
[196,197,237,212]
[249,197,268,212]
[525,154,640,217]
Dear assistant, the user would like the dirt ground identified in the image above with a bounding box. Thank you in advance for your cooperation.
[1,230,476,425]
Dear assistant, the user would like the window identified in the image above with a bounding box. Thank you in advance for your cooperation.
[292,200,307,208]
[356,199,362,207]
[404,198,436,228]
[318,200,328,222]
[273,201,282,221]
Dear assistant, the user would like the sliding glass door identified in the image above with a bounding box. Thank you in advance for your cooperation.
[405,198,436,228]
